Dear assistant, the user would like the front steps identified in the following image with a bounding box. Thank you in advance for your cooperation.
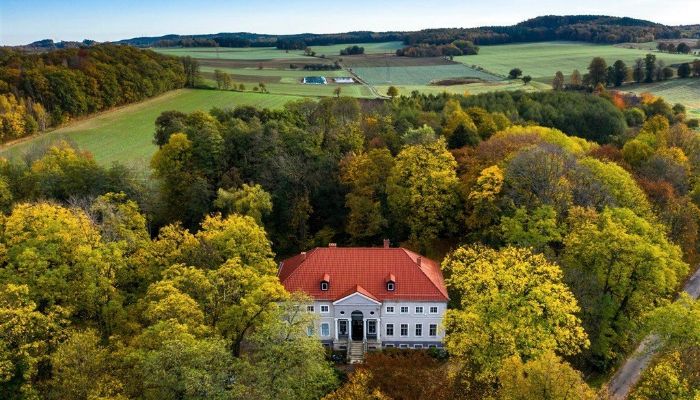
[348,341,365,364]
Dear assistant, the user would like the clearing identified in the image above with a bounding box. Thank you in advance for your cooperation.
[0,89,303,169]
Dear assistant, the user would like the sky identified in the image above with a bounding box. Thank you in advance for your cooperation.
[2,0,700,46]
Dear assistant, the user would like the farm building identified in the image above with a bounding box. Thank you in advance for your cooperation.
[303,76,327,84]
[334,77,355,84]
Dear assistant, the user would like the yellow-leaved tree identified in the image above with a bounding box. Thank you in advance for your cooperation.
[443,245,588,382]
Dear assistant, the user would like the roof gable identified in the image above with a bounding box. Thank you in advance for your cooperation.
[333,286,381,305]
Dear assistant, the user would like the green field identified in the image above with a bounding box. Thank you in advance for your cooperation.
[374,80,550,97]
[309,41,404,56]
[456,41,698,80]
[624,79,700,118]
[154,42,405,61]
[200,66,349,79]
[154,47,307,60]
[353,64,501,86]
[0,89,303,169]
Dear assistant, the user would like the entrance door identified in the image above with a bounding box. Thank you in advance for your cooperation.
[351,311,363,341]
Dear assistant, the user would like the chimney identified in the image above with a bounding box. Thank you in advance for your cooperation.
[383,239,390,248]
[328,243,337,247]
[417,256,422,265]
[301,251,306,260]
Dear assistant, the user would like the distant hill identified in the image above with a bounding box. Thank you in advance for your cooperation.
[15,15,700,50]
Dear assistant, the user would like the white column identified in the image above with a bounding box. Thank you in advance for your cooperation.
[376,318,381,341]
[363,318,367,340]
[334,318,338,341]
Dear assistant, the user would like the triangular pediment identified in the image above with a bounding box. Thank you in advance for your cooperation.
[333,291,381,305]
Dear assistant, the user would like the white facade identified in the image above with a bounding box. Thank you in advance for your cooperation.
[308,291,447,350]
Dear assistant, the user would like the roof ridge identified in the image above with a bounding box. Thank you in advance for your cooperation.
[280,247,317,283]
[400,248,449,299]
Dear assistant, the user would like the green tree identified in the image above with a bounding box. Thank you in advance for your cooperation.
[232,296,338,400]
[182,56,200,88]
[386,86,399,98]
[509,68,523,79]
[562,207,688,369]
[612,60,628,86]
[644,54,657,83]
[587,57,608,86]
[500,205,564,255]
[213,184,273,224]
[340,149,394,244]
[443,246,588,380]
[387,138,461,248]
[50,330,125,400]
[678,63,692,78]
[522,75,532,85]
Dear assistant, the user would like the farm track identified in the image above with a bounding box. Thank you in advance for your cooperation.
[606,266,700,399]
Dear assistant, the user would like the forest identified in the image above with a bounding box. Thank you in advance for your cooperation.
[0,45,187,143]
[107,15,700,50]
[1,73,700,397]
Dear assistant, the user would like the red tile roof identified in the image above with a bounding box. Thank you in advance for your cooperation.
[278,247,449,302]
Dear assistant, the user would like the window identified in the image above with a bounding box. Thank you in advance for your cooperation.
[385,344,395,348]
[306,305,315,312]
[400,324,408,337]
[385,306,395,314]
[387,282,395,291]
[386,324,394,336]
[429,324,437,337]
[429,306,439,314]
[307,325,314,336]
[414,344,423,349]
[367,320,377,335]
[320,323,330,337]
[320,305,329,313]
[320,281,328,291]
[339,320,348,336]
[428,344,437,349]
[400,306,409,314]
[399,344,409,349]
[415,324,423,337]
[415,306,424,314]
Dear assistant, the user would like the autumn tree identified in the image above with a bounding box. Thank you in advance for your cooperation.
[570,69,583,87]
[498,351,597,400]
[387,138,461,248]
[323,370,390,400]
[443,246,588,380]
[552,71,565,90]
[340,149,394,244]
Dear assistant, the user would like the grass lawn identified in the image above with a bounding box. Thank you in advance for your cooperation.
[623,78,700,118]
[309,41,404,56]
[456,41,698,80]
[0,89,303,169]
[353,64,501,86]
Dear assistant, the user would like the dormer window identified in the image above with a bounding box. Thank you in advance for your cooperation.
[321,273,330,291]
[386,273,396,291]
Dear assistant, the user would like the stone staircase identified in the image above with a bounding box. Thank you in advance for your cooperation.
[347,341,366,364]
